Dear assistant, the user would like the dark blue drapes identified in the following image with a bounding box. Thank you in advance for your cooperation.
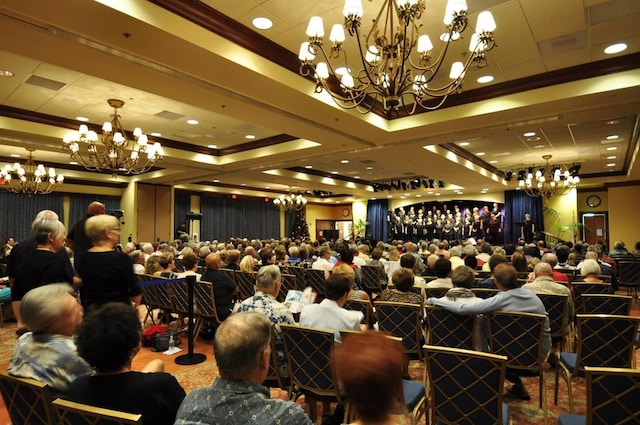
[174,191,191,236]
[366,199,389,242]
[503,190,544,244]
[200,195,280,241]
[68,194,120,226]
[284,210,298,238]
[0,192,64,242]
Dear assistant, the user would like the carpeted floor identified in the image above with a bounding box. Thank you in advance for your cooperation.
[0,316,636,425]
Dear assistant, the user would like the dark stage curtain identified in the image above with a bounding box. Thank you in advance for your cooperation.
[0,192,64,242]
[284,210,297,238]
[174,191,191,236]
[68,194,121,226]
[503,190,544,244]
[366,199,389,242]
[200,195,280,241]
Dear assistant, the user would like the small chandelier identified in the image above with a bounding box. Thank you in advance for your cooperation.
[510,155,581,199]
[62,99,163,176]
[274,192,308,212]
[0,148,64,195]
[299,0,496,115]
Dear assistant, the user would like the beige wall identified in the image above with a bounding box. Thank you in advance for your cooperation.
[389,193,505,211]
[304,203,352,240]
[608,184,640,248]
[136,183,172,243]
[543,189,578,244]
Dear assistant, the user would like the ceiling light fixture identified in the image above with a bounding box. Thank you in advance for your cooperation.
[510,155,580,199]
[0,148,64,195]
[62,99,163,176]
[299,0,496,116]
[604,43,627,55]
[273,191,308,212]
[252,17,273,30]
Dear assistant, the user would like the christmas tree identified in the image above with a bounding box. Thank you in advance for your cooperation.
[291,210,310,239]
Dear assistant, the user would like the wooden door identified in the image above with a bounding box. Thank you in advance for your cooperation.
[581,213,608,247]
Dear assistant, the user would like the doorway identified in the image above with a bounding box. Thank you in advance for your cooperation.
[581,212,609,248]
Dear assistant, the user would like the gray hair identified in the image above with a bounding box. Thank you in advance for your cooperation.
[33,218,66,244]
[141,243,154,254]
[580,259,602,276]
[31,210,59,233]
[534,261,553,276]
[20,283,74,333]
[255,264,281,290]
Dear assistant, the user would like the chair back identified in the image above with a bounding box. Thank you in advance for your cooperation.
[424,345,508,425]
[53,398,142,424]
[280,324,339,399]
[263,325,289,391]
[153,277,174,312]
[287,266,307,288]
[424,287,449,299]
[486,311,547,371]
[193,281,221,323]
[470,288,500,299]
[574,314,640,372]
[219,268,235,283]
[573,283,612,314]
[376,301,424,361]
[585,366,640,425]
[168,279,189,315]
[425,305,475,350]
[0,370,57,425]
[278,273,297,303]
[235,271,256,301]
[536,293,570,341]
[304,269,327,302]
[360,265,384,295]
[581,294,632,315]
[138,274,160,324]
[616,258,640,285]
[343,299,370,325]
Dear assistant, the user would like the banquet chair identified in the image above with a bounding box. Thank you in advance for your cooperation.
[0,370,57,425]
[192,281,222,341]
[554,314,640,413]
[219,268,235,284]
[138,274,160,325]
[558,366,640,425]
[376,301,424,362]
[168,278,190,332]
[616,258,640,302]
[424,345,511,425]
[537,293,571,353]
[572,283,612,314]
[53,398,142,425]
[581,294,632,315]
[263,324,290,391]
[471,288,500,299]
[343,298,371,326]
[423,287,449,300]
[304,268,327,302]
[234,270,256,301]
[280,324,341,421]
[286,266,307,289]
[424,305,475,350]
[486,311,548,424]
[278,273,297,303]
[360,264,385,297]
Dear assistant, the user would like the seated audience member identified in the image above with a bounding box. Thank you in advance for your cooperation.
[239,254,257,273]
[129,250,146,274]
[223,249,241,270]
[367,248,389,288]
[444,266,479,304]
[9,284,91,394]
[174,312,312,425]
[476,254,508,289]
[144,254,162,275]
[576,259,604,283]
[538,253,570,284]
[449,246,465,270]
[426,258,453,288]
[332,331,405,425]
[312,245,334,279]
[510,251,529,273]
[428,263,550,401]
[68,303,185,425]
[153,252,178,278]
[259,247,275,268]
[237,265,296,377]
[200,253,239,321]
[332,263,370,302]
[382,268,422,305]
[555,245,576,270]
[299,274,365,342]
[175,252,201,281]
[463,254,478,271]
[401,254,426,286]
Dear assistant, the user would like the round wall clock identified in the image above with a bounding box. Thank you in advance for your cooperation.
[586,195,601,208]
[342,208,350,217]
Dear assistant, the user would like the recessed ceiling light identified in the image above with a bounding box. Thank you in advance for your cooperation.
[69,161,78,165]
[340,159,349,164]
[400,196,406,199]
[150,132,162,137]
[427,191,433,194]
[476,152,485,156]
[524,132,536,137]
[331,171,338,174]
[240,183,246,186]
[604,42,627,55]
[0,69,14,77]
[607,163,616,167]
[76,116,89,122]
[371,197,377,200]
[187,119,199,125]
[459,142,470,147]
[527,136,541,142]
[606,134,619,140]
[606,120,620,125]
[607,155,617,159]
[208,144,218,149]
[435,193,441,196]
[10,154,20,158]
[416,195,422,197]
[252,17,273,30]
[305,165,312,169]
[354,176,360,179]
[477,75,494,84]
[213,179,220,183]
[265,186,270,189]
[606,146,617,151]
[534,144,545,149]
[489,160,497,164]
[245,134,256,139]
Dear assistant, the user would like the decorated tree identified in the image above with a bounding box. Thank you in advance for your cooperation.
[291,209,310,239]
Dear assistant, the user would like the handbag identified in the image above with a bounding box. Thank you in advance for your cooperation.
[151,331,181,352]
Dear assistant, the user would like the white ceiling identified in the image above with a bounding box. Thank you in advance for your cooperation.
[0,0,639,203]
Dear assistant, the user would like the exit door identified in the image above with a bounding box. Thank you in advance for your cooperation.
[581,212,608,247]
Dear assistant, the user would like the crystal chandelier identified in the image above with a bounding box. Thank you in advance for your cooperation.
[299,0,497,115]
[274,192,308,212]
[511,155,581,199]
[62,99,163,177]
[0,149,64,195]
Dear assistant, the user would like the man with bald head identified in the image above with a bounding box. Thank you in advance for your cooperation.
[540,252,569,284]
[523,261,573,317]
[201,253,238,320]
[67,201,106,270]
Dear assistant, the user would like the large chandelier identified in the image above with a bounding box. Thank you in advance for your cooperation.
[62,99,163,176]
[0,149,64,195]
[299,0,497,115]
[508,155,581,199]
[274,192,308,212]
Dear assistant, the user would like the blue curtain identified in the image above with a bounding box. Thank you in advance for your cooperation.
[284,210,297,238]
[174,191,191,236]
[68,194,120,226]
[503,190,544,244]
[0,192,64,242]
[200,195,280,241]
[366,199,389,242]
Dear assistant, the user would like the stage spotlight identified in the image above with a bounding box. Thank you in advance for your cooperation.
[422,179,428,188]
[401,182,407,190]
[438,181,446,188]
[517,170,525,180]
[428,179,435,188]
[504,171,513,181]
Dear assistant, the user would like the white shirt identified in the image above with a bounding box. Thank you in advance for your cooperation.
[312,257,334,278]
[299,299,363,342]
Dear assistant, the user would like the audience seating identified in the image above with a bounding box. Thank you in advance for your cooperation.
[572,283,612,315]
[138,274,160,325]
[234,271,256,301]
[0,370,57,425]
[537,293,571,353]
[486,311,548,423]
[423,287,449,299]
[168,279,190,332]
[616,258,640,302]
[554,314,640,413]
[219,268,235,284]
[360,264,385,297]
[424,305,475,350]
[278,273,297,303]
[304,269,327,302]
[376,301,425,363]
[580,294,632,315]
[286,266,307,289]
[343,299,371,326]
[52,398,142,425]
[263,325,290,392]
[424,345,511,425]
[192,281,222,341]
[558,366,640,425]
[471,288,500,299]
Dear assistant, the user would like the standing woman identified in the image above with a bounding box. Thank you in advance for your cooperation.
[76,214,141,311]
[521,213,535,243]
